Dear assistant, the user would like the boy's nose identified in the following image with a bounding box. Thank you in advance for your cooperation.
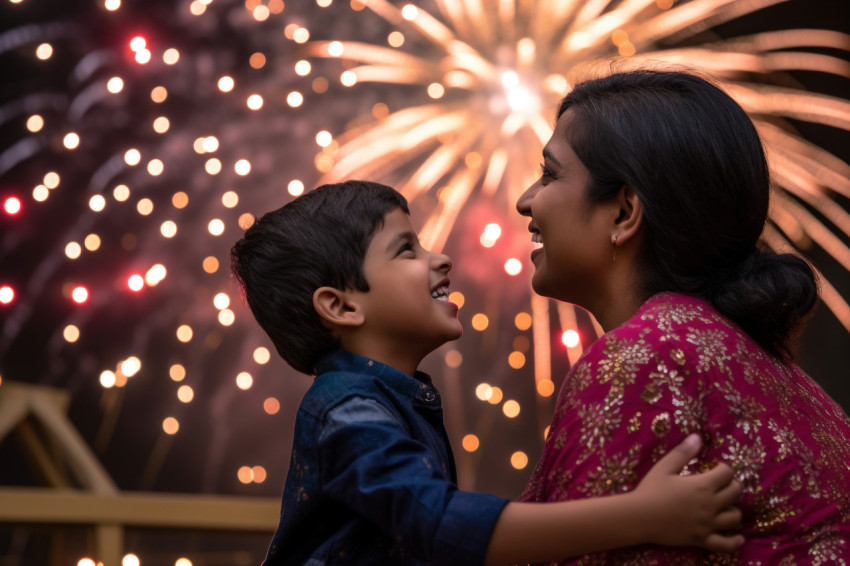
[432,252,452,272]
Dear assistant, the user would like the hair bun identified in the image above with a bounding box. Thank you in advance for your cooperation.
[708,251,818,360]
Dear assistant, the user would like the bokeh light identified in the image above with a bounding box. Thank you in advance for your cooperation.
[4,197,21,215]
[235,371,253,390]
[0,286,14,305]
[502,400,520,418]
[462,434,479,452]
[562,329,580,348]
[163,417,179,435]
[70,286,88,304]
[511,451,528,470]
[263,397,280,415]
[471,313,489,331]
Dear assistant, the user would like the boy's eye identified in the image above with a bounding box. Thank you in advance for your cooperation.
[398,242,415,255]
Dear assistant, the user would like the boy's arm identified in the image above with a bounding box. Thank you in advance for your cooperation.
[484,434,743,566]
[318,395,508,563]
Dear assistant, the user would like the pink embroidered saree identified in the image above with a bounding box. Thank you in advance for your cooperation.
[522,293,850,565]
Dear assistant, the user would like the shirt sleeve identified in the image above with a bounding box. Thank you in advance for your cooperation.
[317,395,508,566]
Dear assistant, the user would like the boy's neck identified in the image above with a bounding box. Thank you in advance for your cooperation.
[340,340,426,378]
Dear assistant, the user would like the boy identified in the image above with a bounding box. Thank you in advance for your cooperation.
[231,180,743,566]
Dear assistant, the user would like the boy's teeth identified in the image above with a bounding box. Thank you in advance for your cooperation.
[431,286,449,300]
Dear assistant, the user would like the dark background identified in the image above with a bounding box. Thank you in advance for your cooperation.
[1,0,849,564]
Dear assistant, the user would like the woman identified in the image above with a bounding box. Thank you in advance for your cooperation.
[517,70,850,564]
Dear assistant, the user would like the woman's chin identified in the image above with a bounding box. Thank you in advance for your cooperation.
[530,271,554,300]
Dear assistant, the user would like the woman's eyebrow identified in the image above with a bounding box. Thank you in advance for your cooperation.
[542,147,563,168]
[384,231,416,253]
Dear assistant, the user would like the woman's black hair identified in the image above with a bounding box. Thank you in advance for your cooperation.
[559,70,818,360]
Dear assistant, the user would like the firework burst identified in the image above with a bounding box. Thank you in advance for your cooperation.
[304,0,850,340]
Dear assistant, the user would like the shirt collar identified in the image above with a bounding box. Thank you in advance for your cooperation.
[315,349,439,404]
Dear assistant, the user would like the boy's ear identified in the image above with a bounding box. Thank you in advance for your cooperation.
[313,286,365,328]
[611,185,643,245]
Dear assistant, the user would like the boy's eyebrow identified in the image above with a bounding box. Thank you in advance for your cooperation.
[385,231,416,253]
[542,147,563,168]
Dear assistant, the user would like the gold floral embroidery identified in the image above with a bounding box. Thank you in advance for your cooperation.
[644,299,701,333]
[545,467,574,501]
[563,361,592,405]
[686,328,732,374]
[670,347,686,365]
[553,426,569,450]
[596,334,650,400]
[641,383,662,404]
[580,449,640,497]
[577,402,623,454]
[647,362,686,397]
[769,419,794,461]
[628,412,641,433]
[672,391,707,432]
[651,412,671,437]
[752,486,798,531]
[807,524,848,566]
[718,382,764,437]
[721,436,767,492]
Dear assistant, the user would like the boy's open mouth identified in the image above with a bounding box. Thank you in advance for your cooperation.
[431,285,450,301]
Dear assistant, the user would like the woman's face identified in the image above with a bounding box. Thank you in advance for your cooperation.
[516,109,617,308]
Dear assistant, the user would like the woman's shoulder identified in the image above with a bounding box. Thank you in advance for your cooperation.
[635,292,735,333]
[578,292,773,376]
[628,292,756,352]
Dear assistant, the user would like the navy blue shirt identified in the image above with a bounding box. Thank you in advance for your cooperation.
[263,350,508,566]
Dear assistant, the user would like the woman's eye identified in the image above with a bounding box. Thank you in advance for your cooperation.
[539,163,555,179]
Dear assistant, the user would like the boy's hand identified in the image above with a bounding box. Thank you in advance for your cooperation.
[633,434,744,553]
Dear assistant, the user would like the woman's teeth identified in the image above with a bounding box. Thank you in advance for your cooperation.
[531,233,543,248]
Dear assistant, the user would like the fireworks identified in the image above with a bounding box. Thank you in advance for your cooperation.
[0,0,848,562]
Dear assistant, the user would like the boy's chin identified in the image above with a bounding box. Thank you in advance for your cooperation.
[440,324,463,343]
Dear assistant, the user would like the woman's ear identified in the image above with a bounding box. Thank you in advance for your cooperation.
[611,185,643,245]
[313,287,365,328]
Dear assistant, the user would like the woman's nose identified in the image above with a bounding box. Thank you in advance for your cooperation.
[516,183,536,217]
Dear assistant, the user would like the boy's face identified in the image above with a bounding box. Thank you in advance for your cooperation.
[350,207,462,357]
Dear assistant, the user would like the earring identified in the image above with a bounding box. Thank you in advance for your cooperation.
[611,235,618,262]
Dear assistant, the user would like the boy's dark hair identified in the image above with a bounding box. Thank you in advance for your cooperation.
[559,70,817,360]
[231,180,409,374]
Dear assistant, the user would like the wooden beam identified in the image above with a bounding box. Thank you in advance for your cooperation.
[95,524,123,566]
[0,488,279,532]
[14,419,73,488]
